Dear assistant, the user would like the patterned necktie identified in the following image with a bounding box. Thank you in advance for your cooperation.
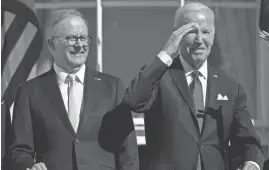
[66,74,80,132]
[189,70,204,170]
[189,70,204,131]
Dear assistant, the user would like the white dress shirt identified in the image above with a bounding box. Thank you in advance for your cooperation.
[179,56,208,106]
[53,63,85,122]
[157,51,260,170]
[158,51,208,106]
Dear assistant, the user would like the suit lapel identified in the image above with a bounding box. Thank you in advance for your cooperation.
[78,68,100,130]
[39,69,76,136]
[169,58,200,139]
[169,58,196,114]
[201,66,223,140]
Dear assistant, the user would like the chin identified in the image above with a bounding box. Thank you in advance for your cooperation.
[192,52,209,60]
[72,61,86,68]
[68,59,86,67]
[68,56,87,65]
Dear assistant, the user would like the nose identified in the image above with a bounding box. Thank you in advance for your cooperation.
[195,32,203,44]
[74,45,82,53]
[76,38,83,46]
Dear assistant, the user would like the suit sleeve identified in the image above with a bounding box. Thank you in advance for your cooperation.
[125,57,169,112]
[230,84,264,169]
[98,79,139,170]
[115,80,139,170]
[10,85,35,170]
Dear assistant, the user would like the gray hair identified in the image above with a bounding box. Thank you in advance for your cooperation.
[173,2,215,30]
[46,9,89,39]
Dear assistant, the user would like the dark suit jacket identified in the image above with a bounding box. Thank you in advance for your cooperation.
[125,57,264,170]
[10,67,139,170]
[98,103,136,153]
[2,101,12,170]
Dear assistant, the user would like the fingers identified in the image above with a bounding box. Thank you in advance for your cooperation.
[163,23,199,58]
[31,163,48,170]
[241,162,259,170]
[262,30,269,36]
[174,22,199,36]
[172,23,199,44]
[241,165,247,170]
[39,163,48,170]
[260,31,269,40]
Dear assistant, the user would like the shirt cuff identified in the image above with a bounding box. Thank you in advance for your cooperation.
[157,51,173,67]
[245,161,260,170]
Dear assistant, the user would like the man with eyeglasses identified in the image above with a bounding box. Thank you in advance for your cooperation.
[9,9,138,170]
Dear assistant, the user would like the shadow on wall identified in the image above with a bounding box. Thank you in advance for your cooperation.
[208,36,223,69]
[207,36,236,78]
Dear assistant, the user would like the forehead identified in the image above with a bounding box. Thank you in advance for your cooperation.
[183,10,214,28]
[53,17,88,35]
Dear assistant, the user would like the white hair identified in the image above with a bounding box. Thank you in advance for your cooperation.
[46,9,88,39]
[173,2,215,30]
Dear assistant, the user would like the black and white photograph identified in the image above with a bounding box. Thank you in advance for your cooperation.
[1,0,269,170]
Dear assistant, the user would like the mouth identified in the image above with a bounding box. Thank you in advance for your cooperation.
[190,48,207,54]
[70,51,85,55]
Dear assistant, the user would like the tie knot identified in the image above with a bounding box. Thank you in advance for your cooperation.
[66,74,77,83]
[191,70,201,79]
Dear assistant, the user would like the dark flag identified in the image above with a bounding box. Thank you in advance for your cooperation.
[1,0,43,110]
[259,0,269,32]
[1,1,42,168]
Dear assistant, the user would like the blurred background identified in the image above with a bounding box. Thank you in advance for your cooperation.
[2,0,269,169]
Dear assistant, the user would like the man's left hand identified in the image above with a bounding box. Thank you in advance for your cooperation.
[241,161,260,170]
[259,30,269,41]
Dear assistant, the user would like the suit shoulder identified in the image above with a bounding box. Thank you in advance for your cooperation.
[92,70,121,83]
[19,70,53,90]
[214,68,240,87]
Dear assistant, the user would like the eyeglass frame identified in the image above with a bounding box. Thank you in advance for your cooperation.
[49,35,92,46]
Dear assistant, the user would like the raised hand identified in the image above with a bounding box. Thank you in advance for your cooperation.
[259,30,269,41]
[162,23,199,59]
[26,162,48,170]
[239,161,260,170]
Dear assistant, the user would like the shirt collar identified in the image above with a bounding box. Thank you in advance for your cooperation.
[53,63,86,85]
[179,56,208,80]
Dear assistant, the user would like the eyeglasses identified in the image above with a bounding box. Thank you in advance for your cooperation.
[52,35,92,46]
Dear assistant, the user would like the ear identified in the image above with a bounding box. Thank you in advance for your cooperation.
[47,38,54,49]
[48,38,56,53]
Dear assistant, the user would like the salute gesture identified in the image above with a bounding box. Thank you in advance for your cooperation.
[162,23,199,59]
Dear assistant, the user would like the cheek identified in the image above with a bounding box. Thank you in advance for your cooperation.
[204,36,214,48]
[64,47,73,56]
[183,34,196,45]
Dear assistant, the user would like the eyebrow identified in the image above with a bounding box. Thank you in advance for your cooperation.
[67,33,88,36]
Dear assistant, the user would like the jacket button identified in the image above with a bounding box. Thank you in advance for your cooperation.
[75,139,80,144]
